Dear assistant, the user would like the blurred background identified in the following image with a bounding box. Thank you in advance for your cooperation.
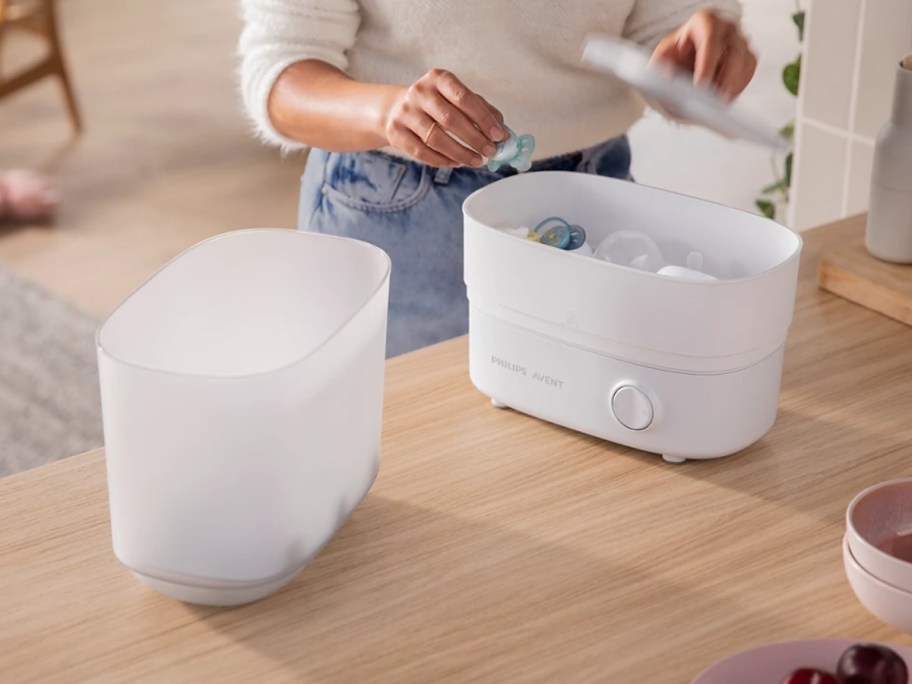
[0,0,909,475]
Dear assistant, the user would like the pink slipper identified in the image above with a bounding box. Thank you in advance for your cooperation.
[0,170,59,223]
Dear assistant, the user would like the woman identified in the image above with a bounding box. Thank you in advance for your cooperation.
[239,1,756,357]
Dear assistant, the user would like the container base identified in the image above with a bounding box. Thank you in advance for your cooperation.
[129,564,305,607]
[469,305,783,461]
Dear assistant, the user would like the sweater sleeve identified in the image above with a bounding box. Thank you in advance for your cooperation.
[238,0,361,150]
[622,0,743,51]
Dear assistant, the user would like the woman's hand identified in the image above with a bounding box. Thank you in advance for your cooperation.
[651,9,757,101]
[383,69,505,168]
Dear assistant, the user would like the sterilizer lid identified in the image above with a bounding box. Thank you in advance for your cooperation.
[581,35,788,151]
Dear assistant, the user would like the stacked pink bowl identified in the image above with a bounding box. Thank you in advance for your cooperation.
[845,478,912,633]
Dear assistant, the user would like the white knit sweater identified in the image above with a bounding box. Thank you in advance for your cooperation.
[239,0,741,160]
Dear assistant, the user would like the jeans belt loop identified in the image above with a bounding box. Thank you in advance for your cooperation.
[433,166,453,185]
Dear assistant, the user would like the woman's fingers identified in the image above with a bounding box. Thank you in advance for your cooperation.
[651,9,757,100]
[406,129,462,167]
[685,11,732,86]
[715,41,758,100]
[433,69,504,142]
[651,32,695,74]
[479,95,505,126]
[416,113,484,167]
[385,112,458,167]
[425,91,496,158]
[385,68,505,167]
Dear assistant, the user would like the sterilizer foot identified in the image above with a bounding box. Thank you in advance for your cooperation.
[662,454,687,464]
[490,398,509,409]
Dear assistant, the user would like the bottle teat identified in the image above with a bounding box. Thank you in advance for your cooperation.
[685,251,704,271]
[594,230,665,272]
[656,251,716,280]
[656,265,717,281]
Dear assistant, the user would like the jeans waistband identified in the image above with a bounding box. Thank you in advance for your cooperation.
[367,135,628,186]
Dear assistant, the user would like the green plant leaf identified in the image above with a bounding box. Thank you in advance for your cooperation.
[779,123,795,142]
[756,199,776,220]
[783,56,801,96]
[784,152,794,188]
[792,11,805,42]
[762,179,788,195]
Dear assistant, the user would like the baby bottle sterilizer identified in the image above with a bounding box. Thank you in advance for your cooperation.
[463,171,802,463]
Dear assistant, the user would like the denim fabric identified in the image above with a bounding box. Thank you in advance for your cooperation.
[298,136,632,358]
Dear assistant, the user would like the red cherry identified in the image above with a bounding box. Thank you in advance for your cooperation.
[837,643,909,684]
[781,668,840,684]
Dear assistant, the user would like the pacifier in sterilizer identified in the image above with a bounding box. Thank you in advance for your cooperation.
[532,216,588,250]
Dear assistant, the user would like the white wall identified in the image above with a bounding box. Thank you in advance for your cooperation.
[628,0,801,222]
[789,0,912,230]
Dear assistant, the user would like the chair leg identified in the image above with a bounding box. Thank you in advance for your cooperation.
[0,20,7,78]
[44,0,82,133]
[54,59,82,133]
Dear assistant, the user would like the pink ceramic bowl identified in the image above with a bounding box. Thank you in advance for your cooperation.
[844,535,912,634]
[692,638,912,683]
[846,478,912,592]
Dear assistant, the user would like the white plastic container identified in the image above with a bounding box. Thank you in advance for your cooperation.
[97,229,390,605]
[463,172,802,463]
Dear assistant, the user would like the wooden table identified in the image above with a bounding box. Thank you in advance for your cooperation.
[3,215,912,683]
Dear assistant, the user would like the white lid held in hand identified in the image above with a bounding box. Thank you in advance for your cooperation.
[581,35,788,151]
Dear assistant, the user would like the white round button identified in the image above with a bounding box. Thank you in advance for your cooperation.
[611,385,653,431]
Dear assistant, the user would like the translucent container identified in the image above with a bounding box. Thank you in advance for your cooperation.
[97,229,390,605]
[464,172,802,463]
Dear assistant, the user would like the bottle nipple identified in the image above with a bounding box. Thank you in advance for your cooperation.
[594,230,665,272]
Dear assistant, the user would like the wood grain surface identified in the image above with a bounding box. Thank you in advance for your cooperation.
[2,215,912,683]
[819,235,912,327]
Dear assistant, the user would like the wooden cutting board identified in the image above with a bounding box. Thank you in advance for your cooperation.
[818,236,912,327]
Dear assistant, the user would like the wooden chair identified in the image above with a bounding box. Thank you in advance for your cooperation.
[0,0,82,133]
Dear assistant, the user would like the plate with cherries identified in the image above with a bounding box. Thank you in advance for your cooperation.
[693,640,912,683]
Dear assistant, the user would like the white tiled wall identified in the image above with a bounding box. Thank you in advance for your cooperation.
[790,0,912,230]
[799,0,862,131]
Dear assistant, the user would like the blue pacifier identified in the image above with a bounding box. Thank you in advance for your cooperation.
[499,216,590,252]
[533,217,589,252]
[487,125,536,173]
[534,216,573,249]
[567,224,587,250]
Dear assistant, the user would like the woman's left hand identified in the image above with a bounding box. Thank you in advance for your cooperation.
[651,9,757,101]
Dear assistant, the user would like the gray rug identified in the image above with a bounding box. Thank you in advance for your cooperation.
[0,266,104,477]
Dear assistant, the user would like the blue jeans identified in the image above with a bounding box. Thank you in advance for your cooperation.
[298,136,632,357]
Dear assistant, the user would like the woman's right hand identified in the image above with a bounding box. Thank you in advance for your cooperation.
[383,69,506,168]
